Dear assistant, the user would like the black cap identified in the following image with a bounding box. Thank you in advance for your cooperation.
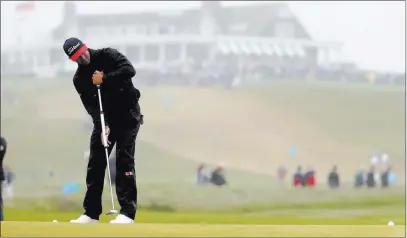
[63,37,88,61]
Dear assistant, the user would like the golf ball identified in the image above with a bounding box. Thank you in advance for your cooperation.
[388,221,394,226]
[52,220,58,223]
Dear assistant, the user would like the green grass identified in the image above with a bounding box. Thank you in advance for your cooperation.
[4,192,404,236]
[1,78,405,236]
[2,222,404,237]
[4,194,405,224]
[247,82,405,159]
[4,208,405,225]
[1,78,405,213]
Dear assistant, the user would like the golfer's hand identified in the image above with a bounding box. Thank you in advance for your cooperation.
[101,126,111,147]
[92,71,104,85]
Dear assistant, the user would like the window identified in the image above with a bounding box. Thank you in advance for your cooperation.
[164,44,181,62]
[86,27,102,38]
[126,45,141,62]
[127,26,137,36]
[144,44,159,62]
[149,24,159,35]
[137,25,147,35]
[186,43,210,62]
[109,27,122,37]
[158,25,169,35]
[229,23,247,34]
[168,25,176,34]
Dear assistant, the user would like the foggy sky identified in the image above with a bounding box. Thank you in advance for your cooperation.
[1,1,405,73]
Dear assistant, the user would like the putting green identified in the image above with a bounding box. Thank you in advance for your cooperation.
[1,222,404,237]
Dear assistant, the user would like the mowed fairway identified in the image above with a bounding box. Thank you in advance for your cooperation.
[2,222,404,237]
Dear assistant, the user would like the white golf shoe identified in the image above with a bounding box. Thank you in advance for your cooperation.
[109,214,134,224]
[70,215,99,224]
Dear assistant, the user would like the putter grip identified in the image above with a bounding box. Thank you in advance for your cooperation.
[96,85,108,148]
[100,114,108,147]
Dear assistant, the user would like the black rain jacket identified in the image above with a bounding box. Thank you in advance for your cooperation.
[73,48,142,129]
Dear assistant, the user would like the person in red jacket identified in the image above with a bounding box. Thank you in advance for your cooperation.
[292,166,304,187]
[305,167,316,187]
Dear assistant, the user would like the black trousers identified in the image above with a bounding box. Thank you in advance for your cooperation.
[83,123,140,220]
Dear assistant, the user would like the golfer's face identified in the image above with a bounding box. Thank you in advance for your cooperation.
[76,50,91,65]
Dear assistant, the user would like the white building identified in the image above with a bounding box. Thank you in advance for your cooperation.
[1,1,342,78]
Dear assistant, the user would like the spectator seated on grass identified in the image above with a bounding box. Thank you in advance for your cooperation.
[210,164,227,186]
[196,164,211,185]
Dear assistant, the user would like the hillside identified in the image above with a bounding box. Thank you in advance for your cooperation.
[139,84,405,182]
[1,79,405,195]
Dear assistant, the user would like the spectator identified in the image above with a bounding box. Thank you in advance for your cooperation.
[354,169,364,188]
[293,166,304,187]
[380,166,391,188]
[3,166,14,199]
[304,166,316,188]
[370,155,379,166]
[276,165,287,184]
[366,166,376,188]
[328,165,340,188]
[210,164,227,186]
[196,164,210,185]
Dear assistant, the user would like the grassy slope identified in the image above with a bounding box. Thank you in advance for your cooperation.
[1,79,405,231]
[1,78,404,209]
[138,83,405,182]
[247,82,405,159]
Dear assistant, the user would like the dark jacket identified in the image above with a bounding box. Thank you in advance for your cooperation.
[293,172,304,187]
[328,172,339,188]
[381,171,389,188]
[354,171,364,187]
[0,137,7,181]
[366,172,376,188]
[73,48,142,129]
[210,169,227,186]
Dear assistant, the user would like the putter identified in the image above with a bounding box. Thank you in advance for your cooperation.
[96,85,118,216]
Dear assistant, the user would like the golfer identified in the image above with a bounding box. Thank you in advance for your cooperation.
[63,37,143,224]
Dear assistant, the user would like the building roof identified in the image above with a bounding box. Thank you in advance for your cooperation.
[69,2,311,39]
[77,10,202,33]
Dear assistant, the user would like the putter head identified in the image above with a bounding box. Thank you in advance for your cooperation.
[106,210,118,215]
